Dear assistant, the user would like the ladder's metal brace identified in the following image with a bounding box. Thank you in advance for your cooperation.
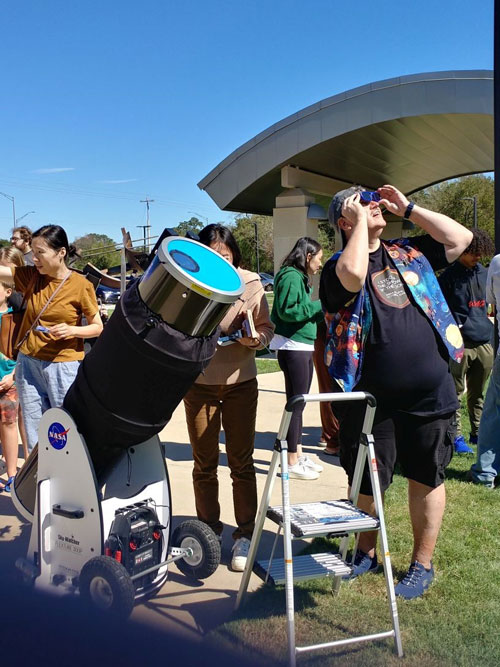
[235,391,403,666]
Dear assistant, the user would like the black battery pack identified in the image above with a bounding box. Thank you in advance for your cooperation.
[104,501,164,586]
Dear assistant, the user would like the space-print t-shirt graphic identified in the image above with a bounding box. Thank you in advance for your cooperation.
[370,266,410,308]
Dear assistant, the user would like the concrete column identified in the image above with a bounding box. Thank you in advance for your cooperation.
[273,188,322,298]
[382,220,405,239]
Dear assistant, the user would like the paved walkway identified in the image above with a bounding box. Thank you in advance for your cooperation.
[0,370,347,639]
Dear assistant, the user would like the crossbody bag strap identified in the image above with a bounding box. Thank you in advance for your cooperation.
[17,272,38,313]
[15,271,72,351]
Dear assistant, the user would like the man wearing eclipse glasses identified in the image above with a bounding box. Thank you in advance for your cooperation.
[320,184,472,599]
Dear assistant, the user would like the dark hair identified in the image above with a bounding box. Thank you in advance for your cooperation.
[463,228,495,257]
[32,225,79,264]
[198,223,242,268]
[12,226,32,244]
[281,237,322,276]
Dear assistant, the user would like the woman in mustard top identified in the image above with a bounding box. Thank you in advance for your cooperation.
[0,225,103,453]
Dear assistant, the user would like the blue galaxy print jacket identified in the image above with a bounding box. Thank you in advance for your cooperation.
[324,238,464,392]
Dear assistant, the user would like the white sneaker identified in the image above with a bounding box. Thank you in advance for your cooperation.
[287,462,319,480]
[299,455,324,473]
[231,537,250,571]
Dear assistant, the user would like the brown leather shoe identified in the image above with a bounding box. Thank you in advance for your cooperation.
[323,447,340,456]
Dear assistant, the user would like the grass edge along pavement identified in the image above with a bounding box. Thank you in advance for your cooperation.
[204,398,500,666]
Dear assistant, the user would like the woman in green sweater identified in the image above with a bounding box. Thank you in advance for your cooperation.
[270,237,324,480]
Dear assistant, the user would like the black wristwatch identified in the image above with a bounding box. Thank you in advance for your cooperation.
[404,201,415,220]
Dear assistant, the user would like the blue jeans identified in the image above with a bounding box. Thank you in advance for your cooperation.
[16,352,80,452]
[470,354,500,484]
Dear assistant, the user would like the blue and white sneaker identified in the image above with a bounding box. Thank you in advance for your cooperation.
[454,435,474,455]
[395,561,434,599]
[466,469,495,489]
[343,549,378,580]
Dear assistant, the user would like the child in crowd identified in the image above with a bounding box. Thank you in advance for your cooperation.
[0,246,29,460]
[0,277,19,492]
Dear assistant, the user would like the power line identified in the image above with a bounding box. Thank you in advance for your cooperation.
[0,173,214,212]
[78,235,159,258]
[138,198,154,253]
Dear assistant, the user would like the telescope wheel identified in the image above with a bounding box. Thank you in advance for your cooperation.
[171,519,221,579]
[79,556,135,618]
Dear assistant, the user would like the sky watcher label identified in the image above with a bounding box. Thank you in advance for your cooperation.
[48,422,70,450]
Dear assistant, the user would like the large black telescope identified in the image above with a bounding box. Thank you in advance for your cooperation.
[13,236,245,515]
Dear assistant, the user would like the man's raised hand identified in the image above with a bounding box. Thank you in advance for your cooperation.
[377,184,409,217]
[341,192,367,229]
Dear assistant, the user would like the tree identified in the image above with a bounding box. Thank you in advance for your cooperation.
[232,214,274,273]
[73,233,120,271]
[174,217,205,237]
[317,221,336,257]
[412,175,495,240]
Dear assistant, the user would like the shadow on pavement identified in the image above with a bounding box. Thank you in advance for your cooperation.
[0,577,260,667]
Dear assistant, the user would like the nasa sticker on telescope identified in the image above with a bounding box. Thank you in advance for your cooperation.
[48,422,70,450]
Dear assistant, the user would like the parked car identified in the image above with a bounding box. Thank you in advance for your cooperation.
[259,272,274,292]
[96,284,121,304]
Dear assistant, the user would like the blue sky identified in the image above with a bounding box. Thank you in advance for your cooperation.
[0,0,494,244]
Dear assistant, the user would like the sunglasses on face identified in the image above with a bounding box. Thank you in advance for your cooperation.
[359,191,381,205]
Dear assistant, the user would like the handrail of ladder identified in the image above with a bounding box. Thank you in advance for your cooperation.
[284,391,376,412]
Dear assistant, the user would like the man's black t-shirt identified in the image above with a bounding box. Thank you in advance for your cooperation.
[320,236,458,416]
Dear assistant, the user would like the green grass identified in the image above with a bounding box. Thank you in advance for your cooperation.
[207,399,500,665]
[256,292,278,373]
[256,358,279,374]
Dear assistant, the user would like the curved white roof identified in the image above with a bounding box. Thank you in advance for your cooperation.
[199,70,493,214]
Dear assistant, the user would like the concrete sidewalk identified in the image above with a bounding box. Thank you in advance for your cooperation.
[0,371,347,639]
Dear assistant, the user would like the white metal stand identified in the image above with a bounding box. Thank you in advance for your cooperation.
[14,407,171,598]
[236,392,403,665]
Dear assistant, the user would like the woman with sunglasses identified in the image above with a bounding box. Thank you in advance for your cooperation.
[270,237,325,480]
[0,225,103,456]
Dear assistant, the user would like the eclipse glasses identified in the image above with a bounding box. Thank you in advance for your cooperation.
[359,190,381,203]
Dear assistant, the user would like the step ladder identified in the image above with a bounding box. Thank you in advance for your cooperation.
[236,391,403,666]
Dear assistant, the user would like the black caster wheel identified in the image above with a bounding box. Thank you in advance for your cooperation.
[171,519,221,579]
[79,556,135,618]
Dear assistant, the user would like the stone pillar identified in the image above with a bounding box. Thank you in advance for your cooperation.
[382,220,405,239]
[272,188,322,298]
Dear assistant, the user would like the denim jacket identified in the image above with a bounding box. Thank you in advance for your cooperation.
[325,239,464,392]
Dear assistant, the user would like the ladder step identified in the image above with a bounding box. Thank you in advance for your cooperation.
[266,500,380,537]
[254,552,352,585]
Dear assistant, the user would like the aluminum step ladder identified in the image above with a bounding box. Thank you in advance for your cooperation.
[236,391,403,666]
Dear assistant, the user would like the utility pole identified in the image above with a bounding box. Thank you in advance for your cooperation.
[139,197,154,252]
[16,210,35,224]
[136,225,149,253]
[0,192,16,228]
